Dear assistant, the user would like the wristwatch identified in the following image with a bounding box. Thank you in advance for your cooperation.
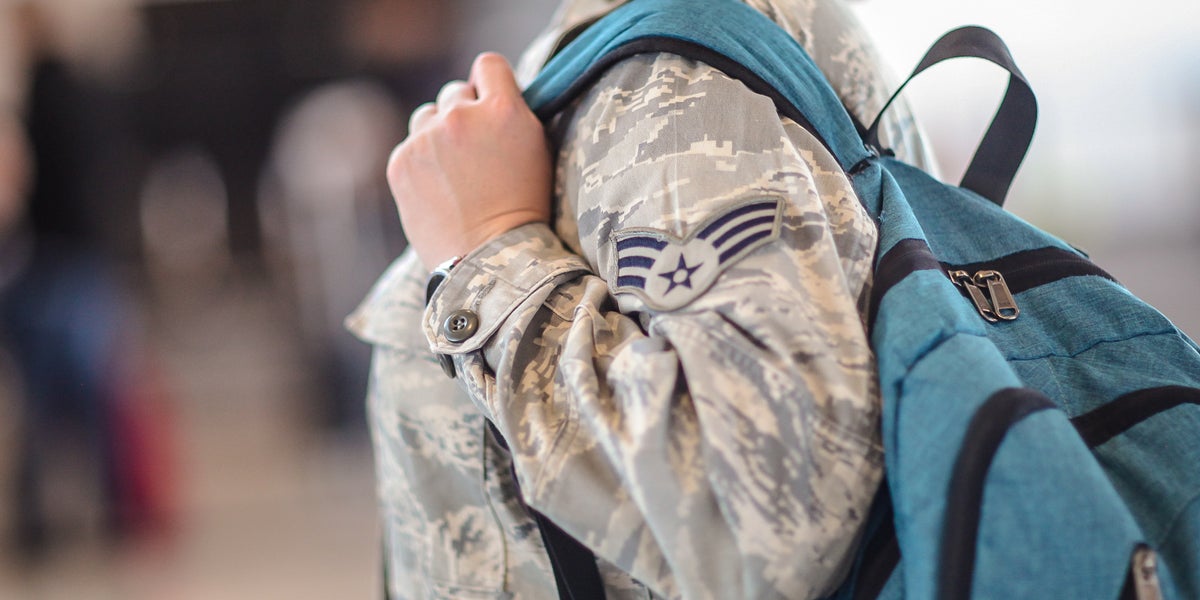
[425,255,462,378]
[425,255,462,306]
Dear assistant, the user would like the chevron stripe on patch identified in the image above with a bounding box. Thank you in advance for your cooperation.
[612,197,783,311]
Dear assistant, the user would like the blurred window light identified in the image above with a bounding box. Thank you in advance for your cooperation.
[850,0,1200,246]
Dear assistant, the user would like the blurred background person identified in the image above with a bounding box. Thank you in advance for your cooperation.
[0,0,166,562]
[0,0,544,597]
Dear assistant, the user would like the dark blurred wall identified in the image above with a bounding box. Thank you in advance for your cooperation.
[135,0,341,261]
[131,0,470,264]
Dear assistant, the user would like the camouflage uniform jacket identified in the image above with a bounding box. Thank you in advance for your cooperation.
[348,1,933,598]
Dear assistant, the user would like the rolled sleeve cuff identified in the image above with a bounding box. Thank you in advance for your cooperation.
[423,222,592,355]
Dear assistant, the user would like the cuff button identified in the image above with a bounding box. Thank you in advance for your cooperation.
[443,309,480,343]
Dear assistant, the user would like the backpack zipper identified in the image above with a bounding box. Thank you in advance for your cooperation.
[943,247,1117,323]
[948,269,1019,322]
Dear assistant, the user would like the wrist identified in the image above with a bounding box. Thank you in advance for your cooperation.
[417,213,549,271]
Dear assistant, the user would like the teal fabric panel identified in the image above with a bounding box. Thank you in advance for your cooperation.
[972,411,1143,598]
[1160,497,1199,600]
[852,163,929,256]
[988,280,1186,376]
[522,0,873,170]
[878,158,1077,262]
[848,160,884,219]
[1093,405,1200,540]
[882,335,1021,599]
[1004,327,1200,415]
[889,336,1144,599]
[1094,406,1200,599]
[870,269,990,398]
[1187,334,1200,356]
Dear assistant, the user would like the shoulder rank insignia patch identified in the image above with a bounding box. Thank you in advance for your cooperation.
[611,197,783,311]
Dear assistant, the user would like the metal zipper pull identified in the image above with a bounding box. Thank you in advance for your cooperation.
[1130,545,1163,600]
[948,270,999,322]
[974,270,1020,321]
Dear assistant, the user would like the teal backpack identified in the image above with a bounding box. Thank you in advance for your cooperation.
[520,0,1200,598]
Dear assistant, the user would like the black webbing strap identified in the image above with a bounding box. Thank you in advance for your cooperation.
[382,509,603,600]
[852,496,901,600]
[865,26,1037,207]
[534,510,608,600]
[486,421,606,599]
[938,388,1056,600]
[382,537,392,599]
[1071,386,1200,448]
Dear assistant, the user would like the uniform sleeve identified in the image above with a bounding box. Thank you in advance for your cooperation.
[423,53,883,600]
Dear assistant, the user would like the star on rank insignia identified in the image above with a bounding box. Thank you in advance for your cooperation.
[611,197,784,311]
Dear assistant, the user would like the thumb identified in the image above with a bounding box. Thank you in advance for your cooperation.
[470,52,522,100]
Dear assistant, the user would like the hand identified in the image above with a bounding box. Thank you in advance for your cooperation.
[387,52,552,270]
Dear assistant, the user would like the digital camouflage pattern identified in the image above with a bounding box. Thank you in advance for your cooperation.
[347,1,933,598]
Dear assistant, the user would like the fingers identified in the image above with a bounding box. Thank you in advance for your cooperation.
[470,52,522,101]
[436,80,476,110]
[409,54,517,135]
[408,102,436,134]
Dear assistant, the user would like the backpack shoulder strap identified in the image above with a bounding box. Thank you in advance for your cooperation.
[523,0,874,172]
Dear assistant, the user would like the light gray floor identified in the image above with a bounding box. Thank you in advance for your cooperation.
[0,275,380,600]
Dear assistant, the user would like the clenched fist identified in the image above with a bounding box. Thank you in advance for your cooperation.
[387,53,552,270]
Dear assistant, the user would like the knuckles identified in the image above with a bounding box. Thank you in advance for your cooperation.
[437,103,474,135]
[385,135,430,195]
